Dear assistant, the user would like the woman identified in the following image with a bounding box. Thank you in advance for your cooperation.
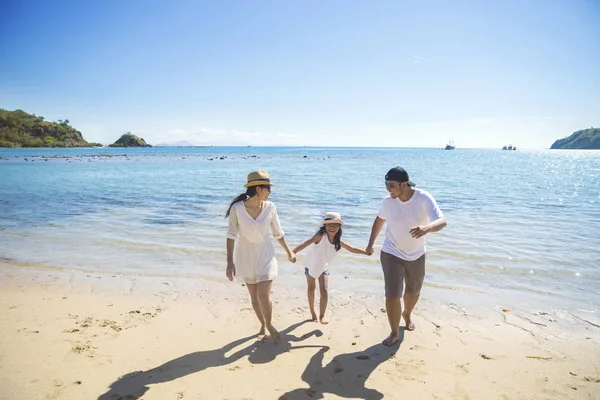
[225,169,296,342]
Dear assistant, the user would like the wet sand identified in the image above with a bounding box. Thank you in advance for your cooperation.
[1,261,599,400]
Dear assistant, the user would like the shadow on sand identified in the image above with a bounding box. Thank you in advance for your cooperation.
[97,320,323,400]
[279,328,405,400]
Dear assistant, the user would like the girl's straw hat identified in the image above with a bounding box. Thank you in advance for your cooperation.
[244,169,275,188]
[322,212,344,225]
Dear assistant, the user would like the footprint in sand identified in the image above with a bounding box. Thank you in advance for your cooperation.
[479,353,505,360]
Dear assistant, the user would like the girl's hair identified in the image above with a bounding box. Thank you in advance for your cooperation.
[317,224,342,251]
[225,185,270,218]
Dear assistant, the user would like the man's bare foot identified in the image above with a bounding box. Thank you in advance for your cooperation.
[319,316,329,325]
[403,312,416,331]
[382,333,399,346]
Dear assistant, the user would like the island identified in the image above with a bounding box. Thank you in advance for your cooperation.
[109,132,152,147]
[0,108,102,148]
[550,128,600,150]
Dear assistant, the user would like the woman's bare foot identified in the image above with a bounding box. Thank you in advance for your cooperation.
[382,332,399,346]
[319,316,329,325]
[310,312,318,322]
[257,326,267,339]
[403,312,416,331]
[265,325,281,343]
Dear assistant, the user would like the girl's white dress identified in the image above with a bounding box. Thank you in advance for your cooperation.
[226,200,284,284]
[302,233,338,278]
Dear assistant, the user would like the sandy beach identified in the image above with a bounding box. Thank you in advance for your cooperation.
[1,261,599,400]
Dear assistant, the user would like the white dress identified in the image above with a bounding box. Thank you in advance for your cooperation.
[302,234,338,279]
[226,200,285,284]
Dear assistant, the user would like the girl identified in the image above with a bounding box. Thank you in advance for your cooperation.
[293,212,369,324]
[225,169,296,342]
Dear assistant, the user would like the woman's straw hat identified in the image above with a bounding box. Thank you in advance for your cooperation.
[244,170,275,188]
[322,212,344,225]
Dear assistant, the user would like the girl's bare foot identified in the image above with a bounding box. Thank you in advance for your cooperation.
[319,316,329,325]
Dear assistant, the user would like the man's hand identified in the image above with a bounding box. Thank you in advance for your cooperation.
[409,226,429,239]
[365,246,374,256]
[226,261,236,281]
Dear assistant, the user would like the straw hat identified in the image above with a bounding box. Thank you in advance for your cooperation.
[322,212,344,225]
[244,170,275,188]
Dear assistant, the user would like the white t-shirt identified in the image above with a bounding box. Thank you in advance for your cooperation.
[378,188,444,261]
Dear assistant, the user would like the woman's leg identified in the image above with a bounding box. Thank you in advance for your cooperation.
[256,280,280,342]
[246,283,266,337]
[306,275,318,321]
[317,274,329,324]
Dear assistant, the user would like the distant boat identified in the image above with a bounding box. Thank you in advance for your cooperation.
[444,140,455,150]
[502,145,517,150]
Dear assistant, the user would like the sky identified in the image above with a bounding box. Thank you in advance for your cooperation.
[1,0,599,148]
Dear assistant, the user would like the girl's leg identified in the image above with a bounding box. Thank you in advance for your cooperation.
[318,274,329,324]
[246,283,266,337]
[306,275,318,321]
[256,280,280,342]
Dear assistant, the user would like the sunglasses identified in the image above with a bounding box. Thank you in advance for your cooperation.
[385,181,402,189]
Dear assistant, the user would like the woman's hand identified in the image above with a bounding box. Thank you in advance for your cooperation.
[288,252,297,263]
[226,261,236,281]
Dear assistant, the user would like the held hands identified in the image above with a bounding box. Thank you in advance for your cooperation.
[365,246,374,256]
[226,261,236,281]
[288,252,297,263]
[410,226,429,239]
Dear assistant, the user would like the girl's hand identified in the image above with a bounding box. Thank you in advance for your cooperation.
[288,252,297,263]
[226,261,236,281]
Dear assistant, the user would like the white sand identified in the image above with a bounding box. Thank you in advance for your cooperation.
[1,261,599,400]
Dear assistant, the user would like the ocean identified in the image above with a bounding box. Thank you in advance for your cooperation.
[1,146,599,313]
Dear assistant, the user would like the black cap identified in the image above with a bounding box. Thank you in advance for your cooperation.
[385,167,415,186]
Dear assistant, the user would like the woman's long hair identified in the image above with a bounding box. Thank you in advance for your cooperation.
[317,224,342,251]
[225,185,269,218]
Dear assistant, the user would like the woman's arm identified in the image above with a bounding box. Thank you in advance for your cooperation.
[226,238,236,281]
[341,240,369,255]
[292,234,319,254]
[277,237,297,263]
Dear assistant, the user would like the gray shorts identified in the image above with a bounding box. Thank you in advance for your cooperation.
[380,251,426,298]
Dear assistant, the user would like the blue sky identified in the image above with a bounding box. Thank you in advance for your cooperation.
[1,0,599,148]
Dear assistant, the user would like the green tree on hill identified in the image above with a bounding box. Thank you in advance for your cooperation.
[109,132,152,147]
[550,128,600,150]
[0,108,101,148]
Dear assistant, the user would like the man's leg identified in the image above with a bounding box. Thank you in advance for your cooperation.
[385,296,402,345]
[402,293,419,331]
[381,252,404,346]
[402,254,426,331]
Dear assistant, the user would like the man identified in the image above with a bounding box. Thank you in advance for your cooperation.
[366,167,446,346]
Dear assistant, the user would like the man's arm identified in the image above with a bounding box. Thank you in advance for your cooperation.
[409,216,447,239]
[365,216,386,255]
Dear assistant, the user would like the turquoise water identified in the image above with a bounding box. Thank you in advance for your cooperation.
[1,147,599,311]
